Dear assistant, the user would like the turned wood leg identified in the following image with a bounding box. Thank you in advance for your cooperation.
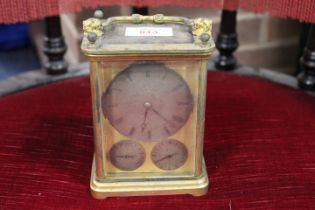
[298,24,315,90]
[215,10,239,71]
[132,7,149,15]
[295,23,311,75]
[43,16,67,75]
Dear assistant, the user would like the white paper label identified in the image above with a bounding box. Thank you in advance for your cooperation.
[125,27,173,37]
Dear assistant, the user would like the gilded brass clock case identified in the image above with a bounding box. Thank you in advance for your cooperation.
[82,13,215,199]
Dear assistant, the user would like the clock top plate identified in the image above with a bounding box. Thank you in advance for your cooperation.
[81,14,215,56]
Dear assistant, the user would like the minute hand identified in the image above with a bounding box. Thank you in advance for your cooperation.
[151,107,173,125]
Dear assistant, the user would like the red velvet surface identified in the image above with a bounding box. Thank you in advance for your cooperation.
[1,0,315,23]
[1,71,315,209]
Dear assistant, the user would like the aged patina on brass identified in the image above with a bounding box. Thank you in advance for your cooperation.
[81,11,215,199]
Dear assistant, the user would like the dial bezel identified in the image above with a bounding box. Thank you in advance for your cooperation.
[109,140,146,171]
[101,62,194,142]
[151,139,188,171]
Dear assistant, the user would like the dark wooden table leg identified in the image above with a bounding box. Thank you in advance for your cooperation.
[43,16,67,75]
[215,10,239,71]
[132,7,149,15]
[298,24,315,90]
[295,23,311,75]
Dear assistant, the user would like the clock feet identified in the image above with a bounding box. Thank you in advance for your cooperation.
[190,188,208,197]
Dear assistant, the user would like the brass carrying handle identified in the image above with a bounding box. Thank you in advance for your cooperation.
[83,13,212,43]
[102,14,189,27]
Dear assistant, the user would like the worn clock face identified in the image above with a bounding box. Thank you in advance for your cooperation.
[151,139,188,170]
[102,62,193,141]
[109,140,145,171]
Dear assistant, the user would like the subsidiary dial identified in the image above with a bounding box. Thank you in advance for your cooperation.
[102,62,194,141]
[151,139,188,170]
[109,140,145,171]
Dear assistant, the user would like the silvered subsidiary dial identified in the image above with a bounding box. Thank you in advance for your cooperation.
[151,139,188,170]
[109,140,145,171]
[102,62,193,141]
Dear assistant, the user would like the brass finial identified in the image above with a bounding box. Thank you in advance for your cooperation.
[199,33,210,43]
[87,32,98,43]
[94,10,104,19]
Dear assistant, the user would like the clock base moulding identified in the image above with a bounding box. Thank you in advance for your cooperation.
[90,156,209,199]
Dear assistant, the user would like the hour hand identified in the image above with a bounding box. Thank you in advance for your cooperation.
[141,109,149,131]
[141,102,151,131]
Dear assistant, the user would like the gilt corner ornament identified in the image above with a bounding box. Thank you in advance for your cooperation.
[192,18,212,36]
[83,18,103,37]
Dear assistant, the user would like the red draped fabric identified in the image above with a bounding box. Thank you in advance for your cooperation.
[0,0,315,24]
[2,71,315,209]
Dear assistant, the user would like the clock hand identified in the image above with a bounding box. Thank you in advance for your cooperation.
[155,152,178,163]
[141,102,152,132]
[116,155,135,159]
[141,108,149,132]
[151,107,174,126]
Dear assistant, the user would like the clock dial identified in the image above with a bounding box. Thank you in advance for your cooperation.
[151,139,188,170]
[109,140,145,171]
[102,62,193,141]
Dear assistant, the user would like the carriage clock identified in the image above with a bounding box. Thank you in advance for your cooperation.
[81,11,215,199]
